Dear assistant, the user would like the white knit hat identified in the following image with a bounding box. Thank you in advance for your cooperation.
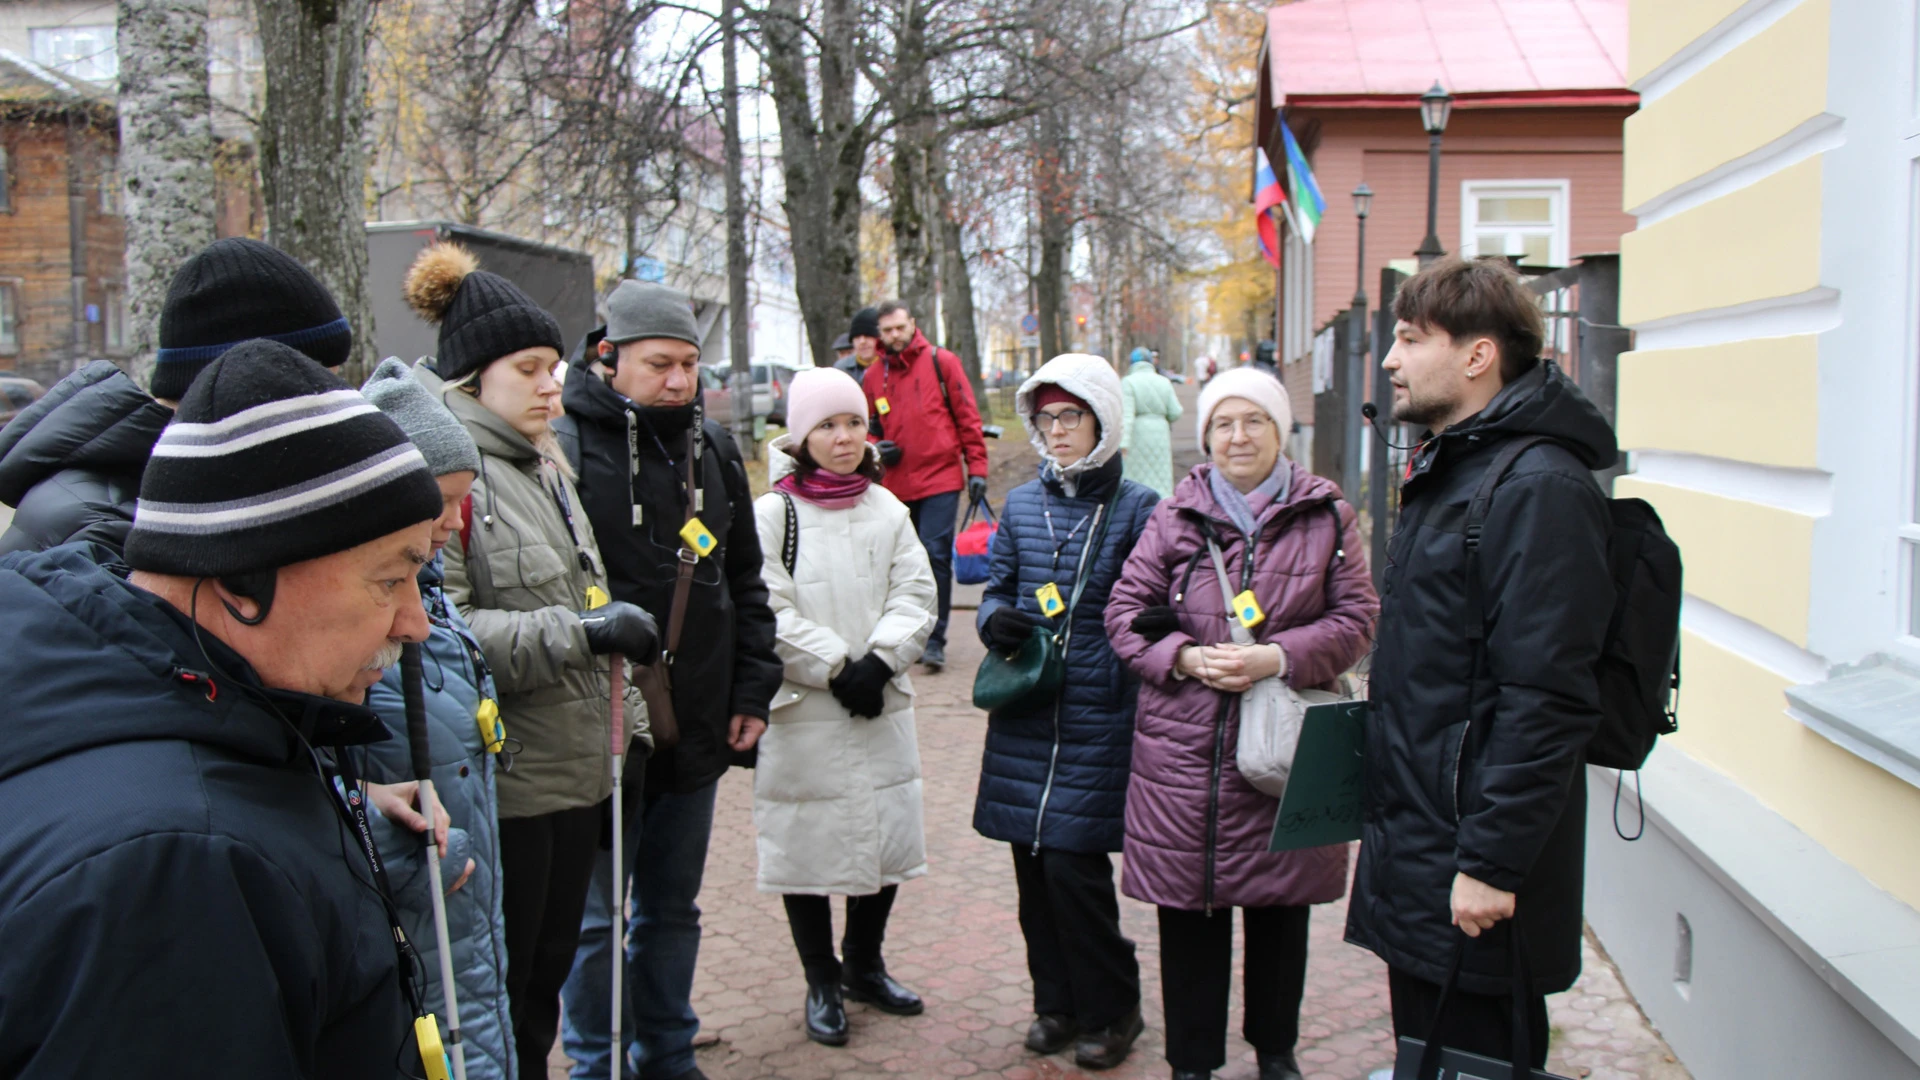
[1196,367,1293,453]
[783,366,870,440]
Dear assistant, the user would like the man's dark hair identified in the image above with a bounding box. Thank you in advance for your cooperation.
[793,441,886,483]
[1392,257,1544,383]
[874,299,911,322]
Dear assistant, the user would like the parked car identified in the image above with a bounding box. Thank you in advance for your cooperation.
[0,376,46,427]
[753,361,797,425]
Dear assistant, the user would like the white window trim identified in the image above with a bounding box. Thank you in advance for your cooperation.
[1459,179,1571,268]
[0,277,22,355]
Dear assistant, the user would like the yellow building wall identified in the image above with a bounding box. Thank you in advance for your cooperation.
[1673,634,1920,910]
[1622,0,1830,210]
[1619,0,1920,905]
[1616,335,1820,468]
[1619,157,1823,325]
[1616,477,1814,646]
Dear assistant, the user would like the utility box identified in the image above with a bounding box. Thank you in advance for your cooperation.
[366,221,597,363]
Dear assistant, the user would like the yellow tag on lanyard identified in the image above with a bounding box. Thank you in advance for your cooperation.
[679,518,718,558]
[1035,582,1066,618]
[415,1015,451,1080]
[476,698,506,754]
[585,585,610,609]
[1232,590,1266,629]
[875,397,891,415]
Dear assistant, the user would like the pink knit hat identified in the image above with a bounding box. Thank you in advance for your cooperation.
[1197,367,1293,452]
[784,366,870,438]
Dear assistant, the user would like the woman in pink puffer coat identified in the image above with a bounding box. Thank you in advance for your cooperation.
[1105,368,1378,1080]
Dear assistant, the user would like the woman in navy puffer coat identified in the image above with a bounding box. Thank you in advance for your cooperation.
[974,352,1159,1071]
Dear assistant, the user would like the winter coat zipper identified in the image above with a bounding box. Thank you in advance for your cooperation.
[1031,501,1106,855]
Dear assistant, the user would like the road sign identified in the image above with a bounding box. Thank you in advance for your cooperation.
[1019,334,1039,348]
[1020,313,1039,335]
[635,256,666,283]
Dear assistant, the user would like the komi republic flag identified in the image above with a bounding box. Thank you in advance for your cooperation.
[1254,147,1289,268]
[1280,121,1326,246]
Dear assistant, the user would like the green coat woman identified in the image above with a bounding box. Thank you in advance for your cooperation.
[1119,349,1183,497]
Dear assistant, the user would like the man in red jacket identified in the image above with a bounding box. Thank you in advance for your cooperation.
[861,299,989,671]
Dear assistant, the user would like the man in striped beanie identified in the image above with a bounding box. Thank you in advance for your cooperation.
[0,338,447,1074]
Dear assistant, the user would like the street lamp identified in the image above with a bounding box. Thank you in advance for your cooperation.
[1343,182,1373,507]
[1414,81,1452,267]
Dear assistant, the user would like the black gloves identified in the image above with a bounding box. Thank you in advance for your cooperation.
[579,601,661,664]
[829,653,894,719]
[983,606,1038,653]
[967,475,989,503]
[875,440,904,467]
[1129,606,1181,643]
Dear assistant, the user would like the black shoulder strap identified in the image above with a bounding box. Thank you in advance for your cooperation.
[777,491,798,576]
[1462,435,1553,642]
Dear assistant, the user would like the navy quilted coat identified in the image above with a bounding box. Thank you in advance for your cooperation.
[973,454,1160,853]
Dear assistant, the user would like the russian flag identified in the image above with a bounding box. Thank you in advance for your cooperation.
[1254,147,1288,268]
[1281,121,1326,246]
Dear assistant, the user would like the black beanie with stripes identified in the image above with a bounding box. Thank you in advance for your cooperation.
[125,339,442,577]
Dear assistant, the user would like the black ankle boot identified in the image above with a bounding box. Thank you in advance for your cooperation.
[841,965,924,1016]
[1170,1070,1211,1080]
[1074,1006,1144,1070]
[1025,1013,1079,1054]
[1257,1050,1303,1080]
[804,978,848,1046]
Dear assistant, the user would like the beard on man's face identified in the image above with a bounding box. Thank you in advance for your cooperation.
[363,638,404,674]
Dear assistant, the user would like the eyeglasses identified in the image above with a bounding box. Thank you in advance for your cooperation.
[1033,408,1090,432]
[1208,415,1272,440]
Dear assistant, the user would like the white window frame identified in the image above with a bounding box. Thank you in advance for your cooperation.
[0,144,10,213]
[29,25,118,82]
[1459,179,1570,268]
[104,284,128,355]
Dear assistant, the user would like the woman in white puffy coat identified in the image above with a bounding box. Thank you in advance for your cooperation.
[753,367,938,1049]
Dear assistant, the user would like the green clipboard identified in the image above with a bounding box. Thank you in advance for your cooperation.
[1268,700,1368,851]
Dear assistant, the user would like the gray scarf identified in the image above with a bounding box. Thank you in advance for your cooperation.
[1208,458,1291,539]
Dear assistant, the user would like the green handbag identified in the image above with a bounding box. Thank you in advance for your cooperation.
[971,487,1118,712]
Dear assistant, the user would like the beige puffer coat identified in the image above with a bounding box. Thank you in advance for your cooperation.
[431,364,647,820]
[751,435,936,895]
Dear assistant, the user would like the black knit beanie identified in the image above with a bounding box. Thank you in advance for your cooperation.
[125,339,442,577]
[402,242,564,382]
[849,306,880,340]
[152,238,352,400]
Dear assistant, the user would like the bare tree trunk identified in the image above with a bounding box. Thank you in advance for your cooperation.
[932,139,984,411]
[255,0,375,379]
[116,0,215,390]
[763,0,868,369]
[885,0,937,324]
[722,0,755,458]
[1034,108,1072,362]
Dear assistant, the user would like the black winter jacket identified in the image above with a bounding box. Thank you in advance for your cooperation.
[0,361,171,556]
[972,455,1160,854]
[556,355,782,795]
[0,545,409,1077]
[1346,362,1616,997]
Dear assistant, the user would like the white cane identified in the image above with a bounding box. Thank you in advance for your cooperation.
[403,643,468,1080]
[609,651,627,1080]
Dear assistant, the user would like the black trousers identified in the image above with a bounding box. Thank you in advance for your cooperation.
[499,800,604,1080]
[783,885,899,985]
[1157,904,1310,1072]
[1388,965,1550,1069]
[1011,845,1140,1031]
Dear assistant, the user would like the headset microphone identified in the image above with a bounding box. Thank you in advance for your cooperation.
[1360,402,1425,451]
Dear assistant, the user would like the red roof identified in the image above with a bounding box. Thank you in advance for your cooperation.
[1264,0,1629,106]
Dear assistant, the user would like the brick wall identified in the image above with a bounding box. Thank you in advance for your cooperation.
[0,114,123,385]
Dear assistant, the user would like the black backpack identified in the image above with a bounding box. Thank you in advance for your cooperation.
[1465,436,1682,812]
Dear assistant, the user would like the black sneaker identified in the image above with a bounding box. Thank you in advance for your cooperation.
[922,640,946,672]
[1025,1013,1080,1054]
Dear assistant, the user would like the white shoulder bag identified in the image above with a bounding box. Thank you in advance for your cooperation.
[1205,536,1340,798]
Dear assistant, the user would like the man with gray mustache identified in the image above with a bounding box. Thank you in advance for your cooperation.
[0,339,449,1077]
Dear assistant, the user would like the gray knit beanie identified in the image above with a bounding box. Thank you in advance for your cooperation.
[605,279,700,346]
[361,357,482,477]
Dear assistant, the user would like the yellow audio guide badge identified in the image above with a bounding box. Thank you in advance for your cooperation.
[415,1015,451,1080]
[875,397,891,415]
[585,585,611,610]
[1035,582,1066,618]
[680,518,718,558]
[1232,590,1266,630]
[476,698,506,754]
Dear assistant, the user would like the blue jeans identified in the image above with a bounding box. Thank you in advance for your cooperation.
[560,782,718,1079]
[907,489,960,651]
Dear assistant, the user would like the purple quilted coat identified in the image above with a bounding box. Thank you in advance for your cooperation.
[1105,461,1379,912]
